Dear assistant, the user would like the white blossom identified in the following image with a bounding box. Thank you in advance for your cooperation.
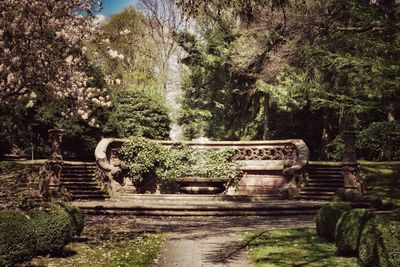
[26,100,34,108]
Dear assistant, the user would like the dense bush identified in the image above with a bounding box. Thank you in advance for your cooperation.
[327,135,344,161]
[0,210,36,266]
[359,218,400,267]
[356,121,400,161]
[105,87,171,140]
[335,209,375,256]
[58,203,85,236]
[30,204,75,254]
[316,202,352,242]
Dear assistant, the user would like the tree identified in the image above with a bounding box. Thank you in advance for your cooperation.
[0,0,109,119]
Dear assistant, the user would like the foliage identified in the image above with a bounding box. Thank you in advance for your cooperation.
[359,218,400,267]
[30,204,75,254]
[58,203,85,236]
[245,228,359,267]
[0,210,36,266]
[357,121,400,161]
[334,209,375,256]
[105,86,171,139]
[177,22,265,140]
[327,135,344,161]
[119,137,241,185]
[316,202,352,242]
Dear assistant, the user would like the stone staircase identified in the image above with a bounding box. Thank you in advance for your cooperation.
[61,162,109,201]
[298,163,343,200]
[74,196,329,216]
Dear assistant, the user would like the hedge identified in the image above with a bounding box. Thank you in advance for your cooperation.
[316,202,352,242]
[30,204,75,255]
[335,209,375,256]
[0,210,36,266]
[359,218,400,267]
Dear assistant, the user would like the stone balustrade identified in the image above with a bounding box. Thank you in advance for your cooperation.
[94,138,309,198]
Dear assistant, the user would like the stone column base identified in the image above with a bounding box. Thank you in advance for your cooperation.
[334,187,363,202]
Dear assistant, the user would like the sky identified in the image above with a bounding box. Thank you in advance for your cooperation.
[100,0,138,16]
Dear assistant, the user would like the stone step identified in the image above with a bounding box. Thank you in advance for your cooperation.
[72,199,371,216]
[73,200,326,216]
[61,181,99,186]
[308,175,343,179]
[307,178,344,185]
[64,186,102,191]
[67,190,106,195]
[120,194,284,202]
[307,165,342,169]
[297,195,334,201]
[305,180,344,187]
[72,194,109,200]
[62,166,96,170]
[301,187,340,192]
[82,209,319,216]
[61,177,96,181]
[308,171,343,177]
[61,170,96,174]
[300,193,335,196]
[61,173,96,178]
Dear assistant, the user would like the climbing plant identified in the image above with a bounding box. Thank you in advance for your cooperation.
[119,137,242,184]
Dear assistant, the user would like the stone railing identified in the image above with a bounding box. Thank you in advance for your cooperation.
[94,138,309,198]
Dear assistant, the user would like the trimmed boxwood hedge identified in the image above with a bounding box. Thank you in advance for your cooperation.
[316,202,352,242]
[58,202,85,236]
[359,218,400,267]
[335,209,375,256]
[0,210,36,266]
[30,204,75,255]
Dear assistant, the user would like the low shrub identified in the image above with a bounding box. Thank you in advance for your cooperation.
[359,218,400,267]
[58,202,85,236]
[0,210,36,266]
[335,209,375,256]
[30,204,74,255]
[316,202,352,242]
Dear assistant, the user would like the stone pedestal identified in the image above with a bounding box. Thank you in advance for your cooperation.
[335,130,363,201]
[42,129,64,200]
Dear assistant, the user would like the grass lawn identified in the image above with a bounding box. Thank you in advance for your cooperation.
[359,161,400,209]
[30,225,165,267]
[245,228,360,267]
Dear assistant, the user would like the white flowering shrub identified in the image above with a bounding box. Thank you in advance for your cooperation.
[0,0,110,120]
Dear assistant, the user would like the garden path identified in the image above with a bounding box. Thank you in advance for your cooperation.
[86,215,315,267]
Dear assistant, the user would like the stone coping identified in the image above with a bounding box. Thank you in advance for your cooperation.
[94,138,309,175]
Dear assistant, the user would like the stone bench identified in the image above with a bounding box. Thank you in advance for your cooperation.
[94,139,309,198]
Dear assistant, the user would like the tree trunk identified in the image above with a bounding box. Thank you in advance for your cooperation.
[263,93,270,140]
[320,109,331,160]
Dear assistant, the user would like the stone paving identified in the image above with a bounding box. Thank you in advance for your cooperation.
[153,230,252,267]
[86,215,316,267]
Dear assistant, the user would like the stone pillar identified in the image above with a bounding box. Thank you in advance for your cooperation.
[45,129,64,200]
[335,130,363,201]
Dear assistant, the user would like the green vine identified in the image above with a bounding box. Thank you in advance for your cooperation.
[119,137,242,188]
